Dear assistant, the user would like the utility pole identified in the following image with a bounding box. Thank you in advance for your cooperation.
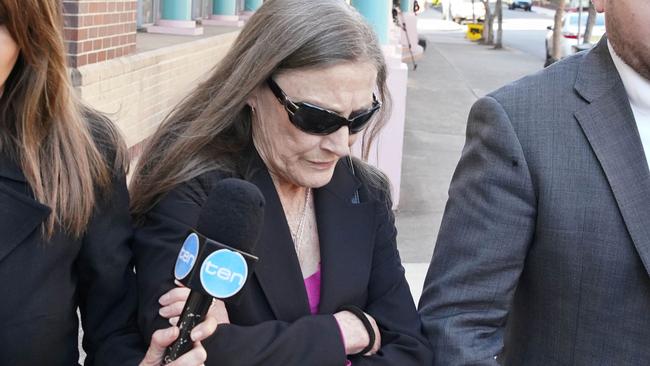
[583,0,597,43]
[481,0,494,45]
[495,0,503,49]
[552,0,566,60]
[577,0,583,46]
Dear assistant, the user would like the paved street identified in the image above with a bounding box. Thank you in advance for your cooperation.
[502,5,555,61]
[399,6,551,302]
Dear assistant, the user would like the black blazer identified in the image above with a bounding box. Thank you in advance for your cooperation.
[0,154,144,365]
[134,151,433,365]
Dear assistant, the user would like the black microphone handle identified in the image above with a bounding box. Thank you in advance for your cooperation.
[163,290,213,364]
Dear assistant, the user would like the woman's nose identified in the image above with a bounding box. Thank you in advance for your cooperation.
[322,126,351,157]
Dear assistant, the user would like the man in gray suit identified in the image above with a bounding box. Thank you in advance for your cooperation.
[418,0,650,364]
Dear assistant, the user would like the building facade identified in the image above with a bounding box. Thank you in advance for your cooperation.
[63,0,253,148]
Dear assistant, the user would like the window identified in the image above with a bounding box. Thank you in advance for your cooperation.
[193,0,213,20]
[137,0,158,27]
[137,0,242,26]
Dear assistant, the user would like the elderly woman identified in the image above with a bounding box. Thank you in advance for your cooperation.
[129,0,432,364]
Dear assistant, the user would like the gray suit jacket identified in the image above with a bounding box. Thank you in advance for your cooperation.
[418,37,650,366]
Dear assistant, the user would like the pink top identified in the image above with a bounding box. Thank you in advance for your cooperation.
[303,265,352,366]
[304,267,321,315]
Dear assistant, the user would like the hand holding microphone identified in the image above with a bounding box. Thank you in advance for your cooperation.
[158,285,230,331]
[161,178,265,364]
[140,326,209,366]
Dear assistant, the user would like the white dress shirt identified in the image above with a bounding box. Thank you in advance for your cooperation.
[608,41,650,168]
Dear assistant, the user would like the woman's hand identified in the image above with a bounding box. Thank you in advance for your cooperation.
[333,310,381,356]
[158,284,230,339]
[139,326,206,366]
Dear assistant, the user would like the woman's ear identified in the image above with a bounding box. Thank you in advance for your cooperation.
[246,85,262,113]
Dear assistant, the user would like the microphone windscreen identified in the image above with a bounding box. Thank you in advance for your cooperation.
[195,178,265,255]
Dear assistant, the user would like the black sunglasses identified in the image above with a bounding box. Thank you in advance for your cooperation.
[266,78,381,135]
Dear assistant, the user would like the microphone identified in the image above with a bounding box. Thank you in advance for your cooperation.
[163,178,265,363]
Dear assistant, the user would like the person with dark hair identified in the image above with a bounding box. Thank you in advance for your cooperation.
[0,1,215,364]
[130,0,432,365]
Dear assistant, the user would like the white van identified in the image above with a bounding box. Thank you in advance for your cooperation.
[447,0,486,23]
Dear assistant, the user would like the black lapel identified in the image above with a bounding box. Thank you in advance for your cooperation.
[243,150,377,318]
[574,37,650,276]
[0,156,51,263]
[316,160,376,314]
[247,156,312,321]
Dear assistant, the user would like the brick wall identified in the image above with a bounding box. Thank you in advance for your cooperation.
[74,31,239,147]
[63,0,137,67]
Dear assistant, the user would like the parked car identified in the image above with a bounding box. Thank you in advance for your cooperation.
[509,0,532,11]
[449,0,486,23]
[545,11,606,66]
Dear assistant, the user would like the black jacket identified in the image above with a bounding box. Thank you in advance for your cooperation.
[134,151,433,365]
[0,153,144,365]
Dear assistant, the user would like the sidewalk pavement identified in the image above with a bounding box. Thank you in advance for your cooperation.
[399,9,543,303]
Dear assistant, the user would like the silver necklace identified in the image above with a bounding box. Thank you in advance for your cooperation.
[291,188,311,259]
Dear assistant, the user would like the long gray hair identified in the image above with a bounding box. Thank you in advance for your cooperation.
[130,0,392,220]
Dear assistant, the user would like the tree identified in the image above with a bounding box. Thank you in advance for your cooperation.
[551,0,566,60]
[494,0,503,49]
[481,0,495,45]
[441,0,451,20]
[583,1,597,44]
